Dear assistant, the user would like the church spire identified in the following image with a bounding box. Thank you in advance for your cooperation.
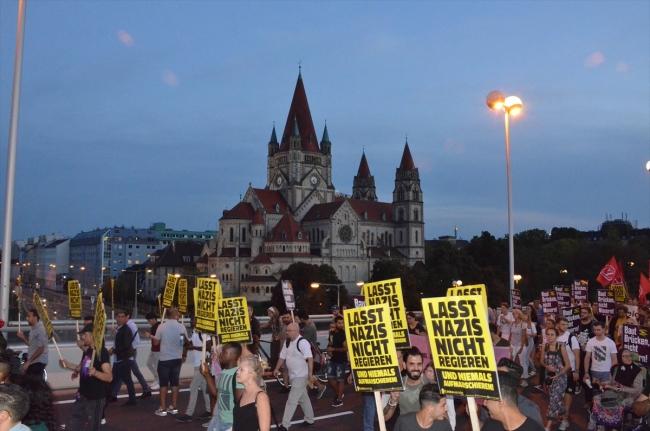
[279,72,319,153]
[352,151,377,201]
[398,141,416,172]
[269,123,278,144]
[356,151,371,179]
[321,122,330,143]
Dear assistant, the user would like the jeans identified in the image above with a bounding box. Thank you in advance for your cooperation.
[362,392,376,431]
[111,350,149,396]
[186,366,211,416]
[282,376,314,429]
[111,360,136,402]
[66,395,106,431]
[147,351,160,383]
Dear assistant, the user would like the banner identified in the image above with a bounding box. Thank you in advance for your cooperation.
[216,296,252,344]
[447,284,489,316]
[422,295,500,400]
[344,304,402,391]
[282,280,295,311]
[561,306,581,334]
[610,283,626,303]
[195,278,221,334]
[351,295,366,308]
[162,274,179,308]
[93,292,106,349]
[33,293,53,340]
[68,280,82,319]
[572,280,588,302]
[541,290,559,315]
[361,278,410,349]
[512,289,521,310]
[178,279,188,314]
[597,289,616,317]
[554,285,571,308]
[620,324,650,364]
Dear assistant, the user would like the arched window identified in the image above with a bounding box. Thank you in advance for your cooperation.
[400,231,403,244]
[413,191,419,200]
[242,227,246,242]
[415,230,419,243]
[282,231,287,239]
[414,209,419,221]
[389,234,393,246]
[298,232,302,239]
[265,268,269,275]
[398,188,404,201]
[255,268,259,275]
[398,209,404,221]
[275,204,280,213]
[266,286,270,294]
[229,227,234,242]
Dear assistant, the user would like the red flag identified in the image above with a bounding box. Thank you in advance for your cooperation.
[613,260,626,284]
[639,273,650,306]
[597,256,618,287]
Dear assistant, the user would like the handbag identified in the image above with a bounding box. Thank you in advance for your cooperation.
[593,390,625,427]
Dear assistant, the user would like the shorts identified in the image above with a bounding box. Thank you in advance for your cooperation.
[565,372,576,394]
[157,359,182,387]
[327,361,347,382]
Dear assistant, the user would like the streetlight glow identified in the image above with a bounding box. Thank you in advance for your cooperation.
[486,90,505,110]
[504,96,522,115]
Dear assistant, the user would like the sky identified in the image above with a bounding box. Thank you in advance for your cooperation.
[1,1,649,243]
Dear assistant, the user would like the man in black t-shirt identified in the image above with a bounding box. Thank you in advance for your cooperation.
[327,315,348,408]
[482,372,545,431]
[60,324,112,431]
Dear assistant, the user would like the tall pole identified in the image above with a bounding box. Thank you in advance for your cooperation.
[1,0,27,325]
[505,112,514,306]
[133,272,138,318]
[337,285,340,312]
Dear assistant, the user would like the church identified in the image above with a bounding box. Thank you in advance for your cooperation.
[205,72,425,300]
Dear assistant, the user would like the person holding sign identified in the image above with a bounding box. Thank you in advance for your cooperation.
[59,324,112,431]
[393,384,452,431]
[273,323,315,430]
[15,309,48,379]
[384,348,427,422]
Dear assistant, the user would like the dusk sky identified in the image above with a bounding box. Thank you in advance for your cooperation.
[1,1,648,243]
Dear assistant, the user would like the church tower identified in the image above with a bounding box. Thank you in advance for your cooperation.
[266,70,335,213]
[392,141,425,264]
[351,151,378,201]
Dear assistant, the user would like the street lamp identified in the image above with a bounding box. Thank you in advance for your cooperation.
[122,269,145,318]
[452,280,463,287]
[514,274,522,285]
[487,90,523,307]
[311,282,343,311]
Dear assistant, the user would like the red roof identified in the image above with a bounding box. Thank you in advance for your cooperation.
[250,252,273,265]
[356,152,371,178]
[253,189,288,214]
[302,201,345,221]
[398,143,416,172]
[302,199,393,223]
[267,213,309,243]
[222,202,255,220]
[252,208,264,225]
[279,74,320,153]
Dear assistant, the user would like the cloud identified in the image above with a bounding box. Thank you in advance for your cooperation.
[616,61,629,72]
[117,30,134,46]
[162,70,179,87]
[584,51,605,68]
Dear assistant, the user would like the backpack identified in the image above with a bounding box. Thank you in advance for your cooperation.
[286,336,324,372]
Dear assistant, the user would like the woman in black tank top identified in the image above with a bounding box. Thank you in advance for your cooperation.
[233,357,271,431]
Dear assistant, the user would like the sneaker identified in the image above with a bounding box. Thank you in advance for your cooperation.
[155,408,167,417]
[575,385,582,395]
[197,412,212,420]
[150,381,160,390]
[301,421,315,427]
[123,400,136,407]
[167,406,178,415]
[140,391,152,399]
[520,380,528,387]
[529,370,536,377]
[176,414,193,423]
[100,419,106,425]
[332,399,343,408]
[317,385,327,400]
[559,419,569,430]
[202,422,210,428]
[534,385,543,391]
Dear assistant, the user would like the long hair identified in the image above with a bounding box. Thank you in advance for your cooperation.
[15,374,57,431]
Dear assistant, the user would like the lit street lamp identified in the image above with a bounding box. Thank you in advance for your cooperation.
[311,282,344,311]
[514,274,522,285]
[487,90,523,306]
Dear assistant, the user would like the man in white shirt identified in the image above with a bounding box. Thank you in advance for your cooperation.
[176,316,212,423]
[273,323,314,430]
[583,321,618,384]
[555,317,580,431]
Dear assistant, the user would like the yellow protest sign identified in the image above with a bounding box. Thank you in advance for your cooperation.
[196,278,221,334]
[33,293,53,339]
[361,278,410,349]
[422,295,500,400]
[447,284,488,316]
[610,283,627,303]
[93,292,106,350]
[344,304,403,391]
[178,279,188,314]
[162,274,179,308]
[216,296,252,344]
[68,280,82,319]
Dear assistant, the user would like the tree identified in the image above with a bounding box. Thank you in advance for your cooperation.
[271,263,344,315]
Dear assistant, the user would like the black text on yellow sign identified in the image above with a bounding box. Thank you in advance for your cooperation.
[162,274,178,308]
[93,292,106,350]
[611,283,626,303]
[196,278,221,334]
[216,297,252,344]
[447,284,488,316]
[361,278,410,349]
[178,279,188,314]
[33,293,54,340]
[344,304,403,392]
[422,295,501,400]
[68,280,82,319]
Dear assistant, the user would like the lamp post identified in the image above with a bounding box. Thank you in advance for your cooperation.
[122,269,146,318]
[311,282,343,311]
[487,90,523,307]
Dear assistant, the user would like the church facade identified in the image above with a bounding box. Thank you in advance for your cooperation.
[207,73,425,301]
